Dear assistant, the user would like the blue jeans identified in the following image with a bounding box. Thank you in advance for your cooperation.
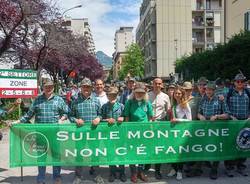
[37,166,61,182]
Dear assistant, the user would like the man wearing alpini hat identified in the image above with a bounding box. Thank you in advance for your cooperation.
[225,73,250,177]
[10,80,69,184]
[70,77,103,184]
[198,81,229,179]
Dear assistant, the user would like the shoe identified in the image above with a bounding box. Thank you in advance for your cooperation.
[209,169,218,180]
[37,182,45,184]
[155,171,162,180]
[119,173,127,182]
[73,177,82,184]
[225,170,234,177]
[176,172,183,180]
[167,169,176,177]
[94,175,105,184]
[130,174,137,183]
[237,169,248,176]
[108,173,116,182]
[137,172,148,182]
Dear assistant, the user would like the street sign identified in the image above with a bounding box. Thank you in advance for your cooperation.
[0,69,38,98]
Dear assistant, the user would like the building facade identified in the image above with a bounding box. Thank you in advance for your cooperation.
[113,27,134,80]
[136,0,193,79]
[192,0,224,53]
[63,18,96,55]
[136,0,224,79]
[225,0,250,40]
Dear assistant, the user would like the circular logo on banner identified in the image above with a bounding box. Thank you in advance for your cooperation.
[236,128,250,150]
[22,132,49,158]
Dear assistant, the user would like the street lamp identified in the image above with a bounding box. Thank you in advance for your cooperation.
[62,5,82,16]
[174,39,178,61]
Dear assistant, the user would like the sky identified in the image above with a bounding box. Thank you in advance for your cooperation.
[58,0,142,57]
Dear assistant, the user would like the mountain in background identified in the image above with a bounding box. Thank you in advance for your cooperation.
[96,51,113,69]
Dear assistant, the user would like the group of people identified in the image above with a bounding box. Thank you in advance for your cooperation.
[6,72,250,184]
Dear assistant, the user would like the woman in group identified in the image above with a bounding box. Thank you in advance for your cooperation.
[169,86,192,180]
[124,82,154,183]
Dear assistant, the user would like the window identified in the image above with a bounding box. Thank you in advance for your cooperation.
[244,11,250,31]
[206,0,211,10]
[219,0,222,7]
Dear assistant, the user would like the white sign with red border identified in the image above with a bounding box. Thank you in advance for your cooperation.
[0,69,38,98]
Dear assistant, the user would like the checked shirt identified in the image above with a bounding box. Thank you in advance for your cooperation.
[20,94,69,124]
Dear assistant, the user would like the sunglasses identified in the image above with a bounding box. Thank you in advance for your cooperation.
[236,80,244,84]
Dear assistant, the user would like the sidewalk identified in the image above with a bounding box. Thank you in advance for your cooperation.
[1,128,250,184]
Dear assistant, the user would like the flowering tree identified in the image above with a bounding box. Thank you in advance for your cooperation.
[0,0,104,82]
[0,0,53,57]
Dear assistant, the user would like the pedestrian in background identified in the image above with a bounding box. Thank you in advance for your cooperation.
[120,77,136,105]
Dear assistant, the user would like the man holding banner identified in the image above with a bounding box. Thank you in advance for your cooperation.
[10,80,69,184]
[225,73,250,177]
[69,77,103,184]
[124,82,153,183]
[198,82,229,179]
[148,77,170,179]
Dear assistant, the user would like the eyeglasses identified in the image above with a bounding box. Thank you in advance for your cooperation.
[199,83,206,86]
[236,80,244,84]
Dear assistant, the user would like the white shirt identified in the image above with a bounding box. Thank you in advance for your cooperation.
[175,104,192,121]
[148,91,170,120]
[93,92,108,107]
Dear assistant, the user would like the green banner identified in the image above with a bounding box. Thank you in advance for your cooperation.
[10,121,250,167]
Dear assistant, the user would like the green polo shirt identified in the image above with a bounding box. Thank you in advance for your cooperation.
[124,99,153,122]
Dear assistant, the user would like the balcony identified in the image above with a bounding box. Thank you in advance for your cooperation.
[192,21,205,28]
[192,13,205,28]
[207,37,214,43]
[192,37,205,45]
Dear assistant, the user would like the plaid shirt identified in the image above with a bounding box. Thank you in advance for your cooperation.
[70,94,101,123]
[227,89,250,119]
[101,101,124,120]
[199,95,229,120]
[20,94,69,124]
